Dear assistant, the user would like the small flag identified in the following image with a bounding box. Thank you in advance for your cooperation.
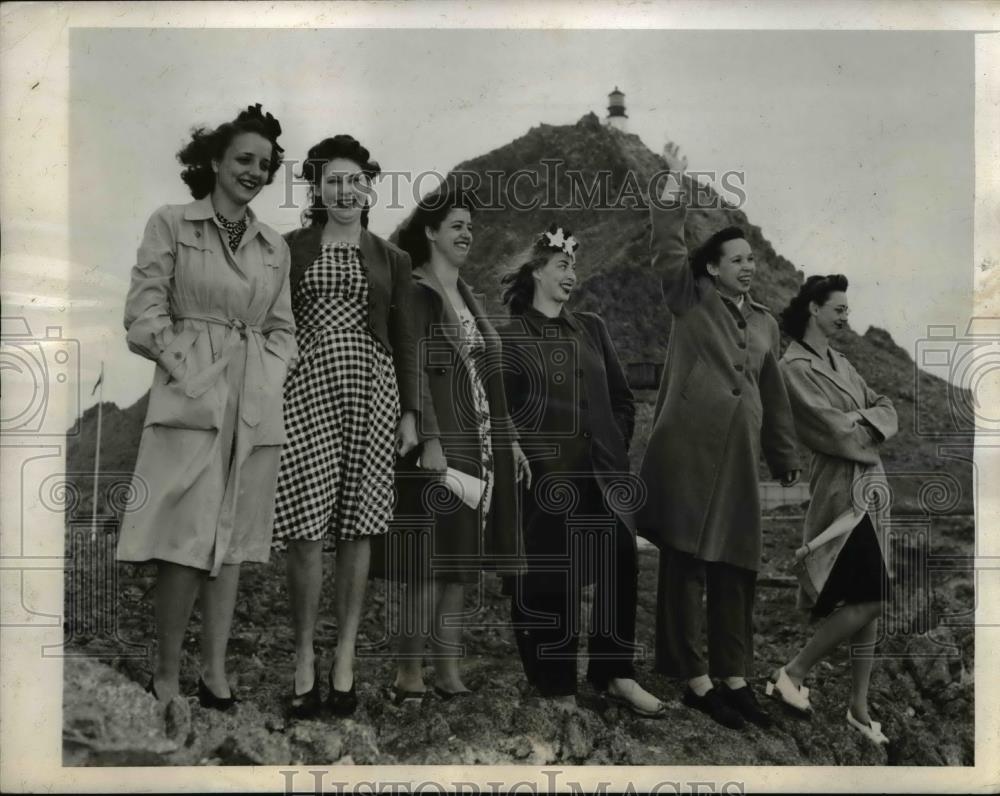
[91,362,104,396]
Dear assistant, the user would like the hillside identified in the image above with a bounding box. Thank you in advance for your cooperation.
[63,112,975,769]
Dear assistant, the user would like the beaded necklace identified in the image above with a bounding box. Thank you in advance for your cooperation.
[215,211,248,253]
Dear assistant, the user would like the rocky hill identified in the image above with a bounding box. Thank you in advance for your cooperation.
[63,112,975,769]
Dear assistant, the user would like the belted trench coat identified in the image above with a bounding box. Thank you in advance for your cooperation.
[779,339,898,605]
[117,197,297,575]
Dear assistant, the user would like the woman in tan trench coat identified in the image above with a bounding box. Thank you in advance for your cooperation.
[118,105,297,706]
[769,274,897,746]
[638,146,801,729]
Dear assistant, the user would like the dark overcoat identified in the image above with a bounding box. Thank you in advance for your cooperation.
[373,266,522,581]
[498,307,639,550]
[285,224,419,414]
[637,202,800,572]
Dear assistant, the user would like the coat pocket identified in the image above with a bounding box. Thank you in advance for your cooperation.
[251,351,289,446]
[145,328,222,430]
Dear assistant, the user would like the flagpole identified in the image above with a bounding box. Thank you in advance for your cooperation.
[90,362,104,542]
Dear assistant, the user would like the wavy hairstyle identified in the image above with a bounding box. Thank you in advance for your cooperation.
[779,273,849,340]
[500,224,578,316]
[690,226,747,279]
[396,183,477,267]
[176,103,284,199]
[298,135,381,228]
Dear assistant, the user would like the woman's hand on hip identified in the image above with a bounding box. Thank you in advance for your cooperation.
[396,411,419,457]
[419,437,448,473]
[780,469,801,487]
[512,441,532,490]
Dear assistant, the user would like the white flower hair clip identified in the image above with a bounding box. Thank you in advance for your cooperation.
[538,225,580,262]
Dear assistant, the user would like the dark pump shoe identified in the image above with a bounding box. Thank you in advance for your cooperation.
[719,683,774,729]
[327,670,358,717]
[682,686,745,730]
[198,676,238,711]
[289,662,323,720]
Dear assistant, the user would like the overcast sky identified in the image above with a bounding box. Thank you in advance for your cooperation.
[51,28,975,407]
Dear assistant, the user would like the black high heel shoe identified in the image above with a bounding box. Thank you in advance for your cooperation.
[198,676,238,711]
[289,660,323,720]
[327,667,358,717]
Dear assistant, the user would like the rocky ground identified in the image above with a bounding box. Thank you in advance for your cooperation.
[63,514,974,768]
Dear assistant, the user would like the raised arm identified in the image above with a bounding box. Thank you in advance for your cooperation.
[649,144,698,315]
[779,359,882,465]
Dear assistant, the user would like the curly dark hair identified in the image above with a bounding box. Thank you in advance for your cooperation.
[500,224,578,316]
[690,226,747,279]
[779,274,849,340]
[396,183,477,267]
[176,104,284,199]
[298,135,381,228]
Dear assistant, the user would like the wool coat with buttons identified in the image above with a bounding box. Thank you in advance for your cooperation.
[498,307,639,537]
[375,266,522,579]
[117,197,297,576]
[637,202,800,572]
[285,223,419,414]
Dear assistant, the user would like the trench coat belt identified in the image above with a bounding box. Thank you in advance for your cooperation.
[174,313,266,427]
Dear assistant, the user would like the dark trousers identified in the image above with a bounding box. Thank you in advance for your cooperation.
[655,546,757,679]
[510,515,638,696]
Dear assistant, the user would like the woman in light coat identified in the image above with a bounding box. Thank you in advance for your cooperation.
[638,146,801,729]
[770,274,897,746]
[118,104,296,706]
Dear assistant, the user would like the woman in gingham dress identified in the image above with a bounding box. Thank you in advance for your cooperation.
[273,135,419,718]
[373,185,528,703]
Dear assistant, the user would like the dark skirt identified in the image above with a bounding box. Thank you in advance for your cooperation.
[370,450,487,585]
[811,513,889,620]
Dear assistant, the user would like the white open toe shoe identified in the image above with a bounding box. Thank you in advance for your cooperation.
[847,708,889,745]
[765,667,812,715]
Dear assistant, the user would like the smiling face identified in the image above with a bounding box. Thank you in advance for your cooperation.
[533,251,577,304]
[707,237,756,296]
[212,131,273,209]
[812,290,850,337]
[427,207,473,267]
[319,156,372,226]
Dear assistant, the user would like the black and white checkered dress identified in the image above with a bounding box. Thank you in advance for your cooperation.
[273,242,400,543]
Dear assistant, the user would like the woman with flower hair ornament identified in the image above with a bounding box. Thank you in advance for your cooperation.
[497,225,666,716]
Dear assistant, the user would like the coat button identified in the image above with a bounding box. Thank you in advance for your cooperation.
[734,364,743,372]
[173,351,182,359]
[738,320,747,329]
[436,367,446,375]
[194,230,202,238]
[738,342,747,349]
[583,431,592,439]
[732,388,742,397]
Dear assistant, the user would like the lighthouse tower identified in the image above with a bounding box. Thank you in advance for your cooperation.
[605,86,628,132]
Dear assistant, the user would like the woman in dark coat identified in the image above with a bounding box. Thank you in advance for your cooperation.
[373,186,529,702]
[638,146,801,729]
[272,135,419,718]
[498,225,665,716]
[770,275,897,746]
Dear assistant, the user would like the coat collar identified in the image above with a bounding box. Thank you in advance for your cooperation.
[521,304,583,333]
[183,196,281,250]
[411,265,484,366]
[784,338,864,408]
[288,224,388,273]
